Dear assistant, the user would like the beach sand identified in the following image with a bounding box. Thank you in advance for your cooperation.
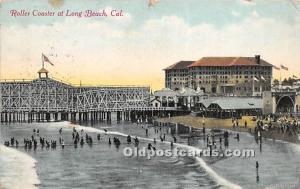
[157,115,300,144]
[157,115,257,130]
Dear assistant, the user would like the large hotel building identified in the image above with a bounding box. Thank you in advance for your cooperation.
[164,55,273,96]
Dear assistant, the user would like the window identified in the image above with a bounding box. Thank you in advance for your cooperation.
[211,87,217,93]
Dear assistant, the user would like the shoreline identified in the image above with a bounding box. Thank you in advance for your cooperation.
[1,120,299,189]
[156,115,300,145]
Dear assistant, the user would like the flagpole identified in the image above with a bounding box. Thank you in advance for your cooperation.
[280,68,281,83]
[42,53,44,68]
[259,75,261,97]
[252,75,254,96]
[279,67,282,90]
[260,82,262,97]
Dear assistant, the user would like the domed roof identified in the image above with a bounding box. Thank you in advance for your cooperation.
[178,87,198,96]
[38,68,49,73]
[154,88,178,96]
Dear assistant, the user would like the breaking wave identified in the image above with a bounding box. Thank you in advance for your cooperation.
[0,145,40,189]
[69,122,241,189]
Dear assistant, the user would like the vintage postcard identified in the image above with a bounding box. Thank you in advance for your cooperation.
[0,0,300,189]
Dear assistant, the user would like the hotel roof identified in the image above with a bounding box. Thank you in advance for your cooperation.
[188,57,273,67]
[164,61,194,70]
[208,97,263,110]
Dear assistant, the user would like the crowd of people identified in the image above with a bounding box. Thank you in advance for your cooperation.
[187,125,240,150]
[3,119,249,161]
[3,122,180,153]
[4,137,18,148]
[251,115,300,142]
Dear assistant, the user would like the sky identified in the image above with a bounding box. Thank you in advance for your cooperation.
[0,0,300,89]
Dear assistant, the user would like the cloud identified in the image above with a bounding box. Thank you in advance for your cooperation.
[240,0,256,6]
[48,0,64,8]
[1,13,300,89]
[251,10,259,17]
[231,11,241,17]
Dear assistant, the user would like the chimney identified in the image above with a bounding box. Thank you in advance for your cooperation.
[255,55,260,65]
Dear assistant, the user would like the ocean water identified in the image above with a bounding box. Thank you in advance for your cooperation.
[0,121,299,189]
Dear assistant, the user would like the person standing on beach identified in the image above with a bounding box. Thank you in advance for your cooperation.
[258,130,262,143]
[173,136,177,143]
[160,135,164,142]
[206,136,209,147]
[224,131,229,148]
[134,137,139,146]
[202,116,206,136]
[127,135,131,144]
[147,143,152,150]
[256,161,259,182]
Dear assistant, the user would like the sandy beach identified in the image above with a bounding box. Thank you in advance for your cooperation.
[157,115,258,129]
[157,115,300,144]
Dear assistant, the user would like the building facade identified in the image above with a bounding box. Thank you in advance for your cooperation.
[164,55,273,96]
[164,61,193,90]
